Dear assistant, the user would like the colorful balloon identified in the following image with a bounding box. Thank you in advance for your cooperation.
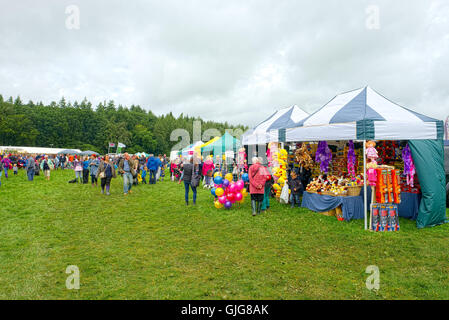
[218,195,227,204]
[229,183,237,193]
[214,176,223,185]
[222,179,230,188]
[224,201,232,209]
[236,180,244,190]
[210,188,216,196]
[214,201,223,209]
[242,173,249,182]
[214,172,222,178]
[235,192,243,202]
[225,173,233,181]
[227,192,235,203]
[215,187,224,197]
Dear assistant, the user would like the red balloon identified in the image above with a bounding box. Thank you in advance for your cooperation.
[227,192,235,203]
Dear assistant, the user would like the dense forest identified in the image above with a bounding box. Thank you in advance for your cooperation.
[0,95,247,155]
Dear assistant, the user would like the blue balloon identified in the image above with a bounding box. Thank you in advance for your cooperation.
[214,176,223,185]
[222,179,230,188]
[211,188,216,196]
[242,173,249,182]
[224,201,232,209]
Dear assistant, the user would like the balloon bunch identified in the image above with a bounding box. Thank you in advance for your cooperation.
[211,172,249,210]
[271,149,288,198]
[402,143,415,187]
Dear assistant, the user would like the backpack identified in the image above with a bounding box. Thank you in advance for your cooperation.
[43,160,50,170]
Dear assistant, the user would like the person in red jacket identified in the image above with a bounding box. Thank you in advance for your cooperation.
[248,157,267,216]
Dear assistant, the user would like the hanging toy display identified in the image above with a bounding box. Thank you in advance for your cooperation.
[237,147,247,174]
[347,140,356,178]
[402,143,416,187]
[271,148,289,199]
[315,141,332,174]
[365,140,378,186]
[294,143,313,170]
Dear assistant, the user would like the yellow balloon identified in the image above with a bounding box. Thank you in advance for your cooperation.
[225,173,233,181]
[273,183,280,190]
[214,201,223,209]
[214,172,222,178]
[215,188,224,197]
[241,188,247,195]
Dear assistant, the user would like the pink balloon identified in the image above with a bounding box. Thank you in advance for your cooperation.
[236,180,244,190]
[218,196,227,204]
[229,183,237,193]
[235,192,243,202]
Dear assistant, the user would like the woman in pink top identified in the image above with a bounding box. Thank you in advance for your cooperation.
[202,157,215,188]
[248,157,267,216]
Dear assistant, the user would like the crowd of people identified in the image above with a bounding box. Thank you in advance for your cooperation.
[1,150,308,216]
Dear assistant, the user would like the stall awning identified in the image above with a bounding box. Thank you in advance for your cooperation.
[242,105,308,145]
[285,86,443,141]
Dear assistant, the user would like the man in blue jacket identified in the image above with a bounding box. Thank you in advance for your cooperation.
[146,154,161,184]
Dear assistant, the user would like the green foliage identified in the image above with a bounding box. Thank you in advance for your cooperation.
[0,95,247,154]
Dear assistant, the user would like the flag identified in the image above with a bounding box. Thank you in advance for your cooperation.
[116,142,126,154]
[109,142,116,148]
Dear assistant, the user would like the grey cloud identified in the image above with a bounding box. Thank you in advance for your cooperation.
[0,0,448,127]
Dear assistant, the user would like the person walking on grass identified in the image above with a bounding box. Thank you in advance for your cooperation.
[97,155,116,195]
[1,155,11,179]
[0,159,3,187]
[25,154,35,181]
[89,154,100,187]
[73,156,83,183]
[146,154,161,184]
[40,155,54,181]
[118,152,136,195]
[182,157,200,205]
[248,157,267,216]
[82,156,90,184]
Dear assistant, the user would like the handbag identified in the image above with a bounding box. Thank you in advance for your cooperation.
[190,164,200,188]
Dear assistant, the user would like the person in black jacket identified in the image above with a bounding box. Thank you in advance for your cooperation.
[182,157,200,205]
[288,171,303,208]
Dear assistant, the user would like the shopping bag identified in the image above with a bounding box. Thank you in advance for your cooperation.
[280,183,289,204]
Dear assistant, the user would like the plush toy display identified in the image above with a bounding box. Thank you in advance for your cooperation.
[294,143,313,170]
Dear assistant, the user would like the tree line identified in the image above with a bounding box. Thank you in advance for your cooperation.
[0,95,247,155]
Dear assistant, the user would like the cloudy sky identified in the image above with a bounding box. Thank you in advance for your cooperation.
[0,0,448,126]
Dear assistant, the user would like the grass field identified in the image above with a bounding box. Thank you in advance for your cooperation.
[0,169,448,300]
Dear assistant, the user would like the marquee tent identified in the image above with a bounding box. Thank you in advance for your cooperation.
[201,132,241,156]
[281,86,446,229]
[180,141,204,157]
[242,105,309,145]
[0,146,82,155]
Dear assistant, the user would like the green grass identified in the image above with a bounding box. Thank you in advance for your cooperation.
[0,169,448,300]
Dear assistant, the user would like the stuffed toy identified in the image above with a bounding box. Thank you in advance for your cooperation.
[295,143,313,170]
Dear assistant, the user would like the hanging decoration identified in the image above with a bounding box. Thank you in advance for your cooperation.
[402,144,416,187]
[315,141,332,174]
[347,140,356,178]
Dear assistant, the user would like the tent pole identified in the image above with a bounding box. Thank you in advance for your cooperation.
[363,140,368,230]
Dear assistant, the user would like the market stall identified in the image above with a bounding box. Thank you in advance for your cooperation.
[241,105,308,145]
[281,86,445,229]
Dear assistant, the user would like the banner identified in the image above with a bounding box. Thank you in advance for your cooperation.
[109,142,116,148]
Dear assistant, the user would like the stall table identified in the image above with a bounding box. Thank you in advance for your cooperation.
[302,187,421,221]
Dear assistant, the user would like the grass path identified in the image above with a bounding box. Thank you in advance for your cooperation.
[0,169,448,299]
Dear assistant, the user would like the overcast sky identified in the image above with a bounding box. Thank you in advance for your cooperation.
[0,0,448,126]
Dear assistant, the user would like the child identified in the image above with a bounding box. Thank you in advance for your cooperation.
[232,162,239,182]
[141,165,147,184]
[288,171,303,208]
[13,163,18,175]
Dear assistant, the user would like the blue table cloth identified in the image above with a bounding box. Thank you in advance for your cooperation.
[302,189,421,221]
[361,187,421,220]
[301,192,364,221]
